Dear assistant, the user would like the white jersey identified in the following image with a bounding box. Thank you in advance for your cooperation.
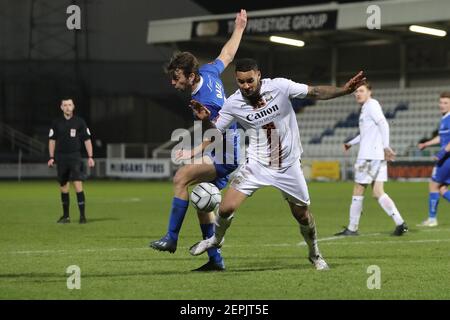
[214,78,308,169]
[358,98,388,160]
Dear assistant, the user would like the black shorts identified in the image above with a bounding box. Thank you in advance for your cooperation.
[56,157,85,186]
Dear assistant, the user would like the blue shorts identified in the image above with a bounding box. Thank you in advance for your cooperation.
[211,162,239,190]
[431,157,450,185]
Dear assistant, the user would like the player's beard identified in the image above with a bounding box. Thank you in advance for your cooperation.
[241,82,262,107]
[179,82,192,93]
[184,78,198,94]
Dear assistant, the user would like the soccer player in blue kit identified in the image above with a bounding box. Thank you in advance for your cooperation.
[149,9,247,271]
[417,92,450,227]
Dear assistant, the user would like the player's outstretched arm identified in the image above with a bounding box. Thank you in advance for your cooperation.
[306,71,366,100]
[217,9,247,69]
[418,135,440,150]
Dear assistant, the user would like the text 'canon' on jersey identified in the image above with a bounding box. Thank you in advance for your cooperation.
[214,78,308,169]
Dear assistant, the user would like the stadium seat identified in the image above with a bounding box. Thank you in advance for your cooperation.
[297,86,446,157]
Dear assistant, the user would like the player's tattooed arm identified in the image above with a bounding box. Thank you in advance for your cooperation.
[306,71,366,100]
[307,86,349,100]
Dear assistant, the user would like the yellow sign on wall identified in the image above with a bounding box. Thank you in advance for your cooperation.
[311,161,340,180]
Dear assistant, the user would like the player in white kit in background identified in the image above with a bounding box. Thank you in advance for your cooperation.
[185,58,366,270]
[335,83,408,236]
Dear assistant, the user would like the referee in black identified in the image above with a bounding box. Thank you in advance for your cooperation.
[48,98,95,224]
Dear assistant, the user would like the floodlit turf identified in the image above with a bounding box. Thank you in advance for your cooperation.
[0,180,449,300]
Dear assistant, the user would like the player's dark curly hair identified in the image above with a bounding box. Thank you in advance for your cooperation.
[235,58,259,72]
[166,52,200,80]
[440,91,450,99]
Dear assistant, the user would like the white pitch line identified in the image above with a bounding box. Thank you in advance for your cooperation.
[298,232,381,246]
[6,247,148,255]
[230,237,450,248]
[418,228,450,232]
[318,238,450,246]
[2,231,449,256]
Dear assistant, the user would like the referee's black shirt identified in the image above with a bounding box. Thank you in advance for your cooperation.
[49,115,91,160]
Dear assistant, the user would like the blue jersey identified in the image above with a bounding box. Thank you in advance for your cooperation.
[432,112,450,184]
[192,59,239,165]
[439,113,450,148]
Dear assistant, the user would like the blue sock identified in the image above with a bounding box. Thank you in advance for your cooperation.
[443,191,450,202]
[428,192,440,219]
[167,197,189,241]
[200,223,223,264]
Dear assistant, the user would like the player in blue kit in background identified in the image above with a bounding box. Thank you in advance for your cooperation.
[417,92,450,227]
[149,9,247,271]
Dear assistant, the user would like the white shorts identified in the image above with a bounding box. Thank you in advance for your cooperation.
[230,159,310,206]
[354,159,387,184]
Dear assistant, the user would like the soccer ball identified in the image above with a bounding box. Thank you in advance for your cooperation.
[190,183,222,212]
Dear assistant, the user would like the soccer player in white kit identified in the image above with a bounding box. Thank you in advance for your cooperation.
[186,58,366,270]
[335,83,408,236]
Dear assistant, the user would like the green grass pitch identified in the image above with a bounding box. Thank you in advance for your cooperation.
[0,180,449,299]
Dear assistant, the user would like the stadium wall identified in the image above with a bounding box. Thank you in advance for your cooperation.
[0,157,436,182]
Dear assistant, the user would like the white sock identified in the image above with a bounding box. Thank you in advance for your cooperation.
[348,196,364,232]
[215,214,234,243]
[378,193,404,226]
